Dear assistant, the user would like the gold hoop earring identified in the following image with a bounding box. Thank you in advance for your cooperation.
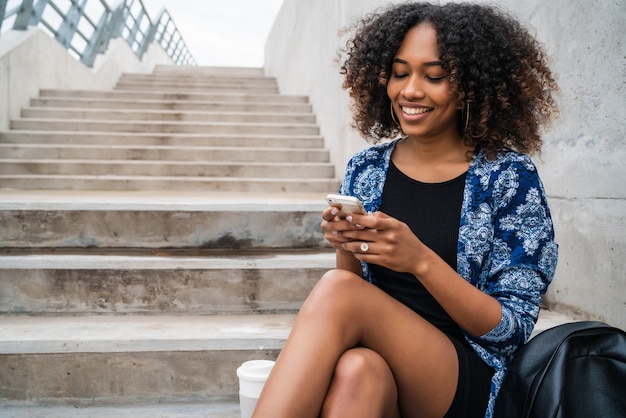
[390,102,400,127]
[464,102,471,133]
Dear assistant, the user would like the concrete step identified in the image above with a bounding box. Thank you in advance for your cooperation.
[39,89,308,104]
[0,402,241,418]
[21,107,317,124]
[153,65,265,77]
[0,174,338,192]
[0,309,575,409]
[0,144,330,162]
[0,131,325,148]
[114,83,278,94]
[0,314,293,405]
[0,250,333,315]
[118,73,277,84]
[30,97,313,113]
[9,119,320,136]
[116,76,277,88]
[0,159,335,178]
[0,190,332,249]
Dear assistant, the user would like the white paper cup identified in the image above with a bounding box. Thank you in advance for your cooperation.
[237,360,275,418]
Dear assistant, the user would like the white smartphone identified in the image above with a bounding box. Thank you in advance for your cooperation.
[326,194,366,217]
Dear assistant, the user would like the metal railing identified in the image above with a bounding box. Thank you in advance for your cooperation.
[0,0,196,67]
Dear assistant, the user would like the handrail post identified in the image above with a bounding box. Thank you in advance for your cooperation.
[55,0,87,49]
[131,9,150,58]
[1,0,7,25]
[81,8,110,67]
[124,0,144,53]
[12,0,34,30]
[31,0,46,25]
[141,8,162,58]
[108,1,125,41]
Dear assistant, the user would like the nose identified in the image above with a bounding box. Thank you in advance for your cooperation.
[401,75,426,99]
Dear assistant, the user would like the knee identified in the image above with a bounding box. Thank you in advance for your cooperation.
[299,269,364,316]
[333,347,396,399]
[313,269,365,301]
[334,348,373,384]
[322,348,399,418]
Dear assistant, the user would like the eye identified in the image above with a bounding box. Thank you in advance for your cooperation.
[392,72,409,79]
[426,75,446,82]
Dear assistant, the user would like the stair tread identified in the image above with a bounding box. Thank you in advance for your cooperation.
[0,190,329,210]
[32,97,307,106]
[0,129,322,138]
[0,309,576,354]
[0,402,240,418]
[0,158,331,166]
[39,89,308,101]
[11,117,318,126]
[0,174,336,183]
[0,144,327,154]
[0,314,295,354]
[0,249,335,269]
[24,106,315,117]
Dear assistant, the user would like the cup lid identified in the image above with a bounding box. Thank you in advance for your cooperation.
[237,360,275,381]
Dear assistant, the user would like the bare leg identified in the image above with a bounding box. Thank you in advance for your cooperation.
[321,347,401,418]
[252,269,459,418]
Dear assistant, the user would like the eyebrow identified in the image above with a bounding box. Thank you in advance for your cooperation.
[393,58,443,67]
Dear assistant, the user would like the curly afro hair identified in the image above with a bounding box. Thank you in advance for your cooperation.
[339,2,558,158]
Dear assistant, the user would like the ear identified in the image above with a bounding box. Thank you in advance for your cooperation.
[456,91,465,109]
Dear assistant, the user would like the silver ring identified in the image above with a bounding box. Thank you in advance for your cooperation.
[360,242,369,253]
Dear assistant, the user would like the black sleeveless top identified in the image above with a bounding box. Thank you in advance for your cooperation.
[369,160,467,340]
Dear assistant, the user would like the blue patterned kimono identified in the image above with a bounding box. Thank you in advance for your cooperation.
[338,139,558,418]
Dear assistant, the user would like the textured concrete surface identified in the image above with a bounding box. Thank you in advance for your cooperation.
[0,314,295,354]
[0,192,331,249]
[0,251,333,315]
[0,315,289,404]
[265,0,626,330]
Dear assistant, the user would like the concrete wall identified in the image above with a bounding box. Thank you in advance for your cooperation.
[264,0,626,330]
[0,28,174,131]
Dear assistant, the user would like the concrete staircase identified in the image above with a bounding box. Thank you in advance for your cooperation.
[0,65,336,416]
[0,65,337,192]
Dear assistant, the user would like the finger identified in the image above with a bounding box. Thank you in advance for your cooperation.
[322,206,340,221]
[340,227,376,242]
[372,211,390,219]
[342,241,373,254]
[350,211,395,230]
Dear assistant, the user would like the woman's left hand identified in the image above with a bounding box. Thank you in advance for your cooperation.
[340,211,429,276]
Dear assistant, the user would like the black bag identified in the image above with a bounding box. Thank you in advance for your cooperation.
[494,321,626,418]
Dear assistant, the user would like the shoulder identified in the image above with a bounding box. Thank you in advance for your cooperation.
[347,140,396,168]
[340,140,397,208]
[469,149,538,191]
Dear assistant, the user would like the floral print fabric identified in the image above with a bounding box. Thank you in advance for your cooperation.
[339,139,558,418]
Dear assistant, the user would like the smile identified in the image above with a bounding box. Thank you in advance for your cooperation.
[401,106,433,115]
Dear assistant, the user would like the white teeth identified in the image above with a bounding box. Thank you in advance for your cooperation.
[402,107,432,115]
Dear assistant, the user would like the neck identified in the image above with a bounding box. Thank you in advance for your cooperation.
[392,135,473,183]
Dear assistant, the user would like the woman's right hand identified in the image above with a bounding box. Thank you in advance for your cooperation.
[321,206,365,251]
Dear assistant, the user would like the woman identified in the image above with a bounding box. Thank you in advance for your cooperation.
[253,2,559,417]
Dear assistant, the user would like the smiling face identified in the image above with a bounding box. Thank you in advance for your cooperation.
[387,23,462,143]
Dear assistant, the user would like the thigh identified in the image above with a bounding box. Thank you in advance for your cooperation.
[304,270,460,418]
